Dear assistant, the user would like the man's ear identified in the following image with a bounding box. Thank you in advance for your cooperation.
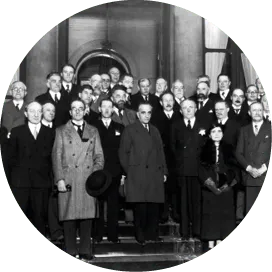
[46,80,50,89]
[136,112,140,119]
[78,93,82,99]
[69,110,72,117]
[159,100,163,106]
[24,111,28,118]
[98,107,102,113]
[24,91,28,98]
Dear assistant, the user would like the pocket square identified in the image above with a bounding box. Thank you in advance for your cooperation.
[265,135,269,138]
[209,110,213,113]
[82,138,89,142]
[115,130,121,136]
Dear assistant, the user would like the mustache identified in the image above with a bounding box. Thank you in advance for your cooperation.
[197,93,207,99]
[235,100,241,103]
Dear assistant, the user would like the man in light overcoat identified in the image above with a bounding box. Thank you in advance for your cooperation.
[52,99,104,260]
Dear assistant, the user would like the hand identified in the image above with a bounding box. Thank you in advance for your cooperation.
[164,175,167,183]
[204,178,215,187]
[120,175,126,186]
[57,179,67,192]
[247,166,261,178]
[219,184,230,193]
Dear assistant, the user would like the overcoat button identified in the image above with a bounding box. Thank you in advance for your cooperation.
[87,166,90,169]
[146,165,148,169]
[72,154,75,156]
[75,165,78,168]
[70,141,72,144]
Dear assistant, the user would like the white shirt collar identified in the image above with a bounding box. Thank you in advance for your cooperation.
[219,89,230,99]
[63,82,72,90]
[49,90,61,101]
[72,120,84,127]
[175,97,184,104]
[218,117,228,125]
[155,92,161,97]
[232,104,242,110]
[184,117,196,127]
[247,100,255,106]
[113,106,123,116]
[252,120,264,130]
[12,100,24,109]
[28,122,41,134]
[41,119,53,128]
[198,98,209,108]
[164,110,174,118]
[102,118,112,127]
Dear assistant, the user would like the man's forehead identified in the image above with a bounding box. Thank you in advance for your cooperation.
[43,103,55,110]
[198,82,208,88]
[215,102,226,108]
[110,68,120,73]
[182,101,195,107]
[124,76,133,81]
[83,88,92,94]
[251,104,263,110]
[174,82,183,88]
[248,86,257,91]
[101,74,110,79]
[28,102,42,110]
[71,101,84,108]
[49,75,61,81]
[114,89,126,95]
[63,66,74,72]
[233,89,244,95]
[218,76,229,81]
[12,82,25,89]
[157,78,166,84]
[139,105,152,111]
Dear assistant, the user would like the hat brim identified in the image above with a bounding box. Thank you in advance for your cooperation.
[86,170,112,197]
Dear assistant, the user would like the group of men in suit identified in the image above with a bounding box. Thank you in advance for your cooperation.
[1,66,271,255]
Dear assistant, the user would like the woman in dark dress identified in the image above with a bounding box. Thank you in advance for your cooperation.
[199,124,237,250]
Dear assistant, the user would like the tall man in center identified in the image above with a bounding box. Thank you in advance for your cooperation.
[119,102,168,245]
[171,99,205,240]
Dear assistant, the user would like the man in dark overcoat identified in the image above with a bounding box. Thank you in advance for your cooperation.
[236,102,271,214]
[119,102,167,245]
[52,99,104,260]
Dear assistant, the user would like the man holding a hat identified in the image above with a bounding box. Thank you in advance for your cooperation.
[52,99,104,260]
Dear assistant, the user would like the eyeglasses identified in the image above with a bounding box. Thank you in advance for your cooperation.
[247,91,258,94]
[12,87,25,92]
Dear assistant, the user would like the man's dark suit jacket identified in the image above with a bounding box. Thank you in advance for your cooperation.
[61,83,81,102]
[211,91,232,105]
[171,119,206,178]
[228,102,251,127]
[236,121,271,187]
[195,99,216,130]
[84,109,99,126]
[217,118,240,148]
[130,92,160,111]
[112,108,137,127]
[90,93,109,113]
[1,100,26,132]
[93,119,124,178]
[151,109,181,169]
[9,124,55,188]
[35,90,70,128]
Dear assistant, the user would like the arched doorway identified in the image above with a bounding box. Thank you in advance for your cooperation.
[75,49,131,85]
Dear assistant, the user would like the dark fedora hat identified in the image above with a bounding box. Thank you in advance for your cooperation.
[86,170,112,197]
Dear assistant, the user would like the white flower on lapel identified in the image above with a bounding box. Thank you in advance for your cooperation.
[199,129,206,136]
[265,135,269,138]
[115,130,121,136]
[209,109,213,113]
[7,132,11,139]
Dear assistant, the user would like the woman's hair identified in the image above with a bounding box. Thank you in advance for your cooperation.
[207,123,224,136]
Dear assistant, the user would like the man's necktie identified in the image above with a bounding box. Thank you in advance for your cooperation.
[15,104,20,111]
[55,94,59,103]
[198,102,203,110]
[167,114,171,119]
[33,126,38,139]
[72,122,83,139]
[118,109,123,120]
[66,84,70,92]
[144,124,149,132]
[221,92,225,99]
[235,109,240,114]
[105,121,109,128]
[187,119,192,130]
[144,96,148,102]
[254,124,259,136]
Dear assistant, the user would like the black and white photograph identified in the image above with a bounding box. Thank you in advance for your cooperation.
[0,0,272,271]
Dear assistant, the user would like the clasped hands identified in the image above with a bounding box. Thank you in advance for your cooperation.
[246,165,267,178]
[204,178,230,195]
